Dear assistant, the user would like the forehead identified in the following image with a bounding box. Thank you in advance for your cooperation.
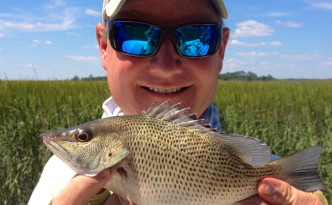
[114,0,219,26]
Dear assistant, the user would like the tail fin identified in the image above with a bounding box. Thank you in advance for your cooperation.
[272,146,326,192]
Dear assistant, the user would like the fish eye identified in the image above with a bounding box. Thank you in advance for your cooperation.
[75,129,93,142]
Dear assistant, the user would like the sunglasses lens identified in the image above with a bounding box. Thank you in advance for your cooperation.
[176,25,220,57]
[113,22,160,56]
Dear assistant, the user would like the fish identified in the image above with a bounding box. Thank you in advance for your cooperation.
[42,101,326,205]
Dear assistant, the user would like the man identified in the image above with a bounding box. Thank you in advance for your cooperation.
[29,0,327,204]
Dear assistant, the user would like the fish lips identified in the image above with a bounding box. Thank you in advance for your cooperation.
[43,135,71,162]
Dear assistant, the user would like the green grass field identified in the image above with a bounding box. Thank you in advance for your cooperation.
[1,80,331,204]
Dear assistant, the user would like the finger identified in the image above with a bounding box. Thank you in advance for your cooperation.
[257,178,323,205]
[233,194,269,205]
[105,194,122,205]
[52,169,111,205]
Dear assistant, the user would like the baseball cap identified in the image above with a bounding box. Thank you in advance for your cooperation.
[102,0,228,22]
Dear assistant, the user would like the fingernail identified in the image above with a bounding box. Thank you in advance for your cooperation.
[264,182,276,196]
[94,169,110,181]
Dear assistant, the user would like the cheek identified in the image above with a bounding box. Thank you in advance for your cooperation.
[105,53,133,81]
[192,56,221,114]
[190,55,221,80]
[105,50,147,73]
[104,53,147,112]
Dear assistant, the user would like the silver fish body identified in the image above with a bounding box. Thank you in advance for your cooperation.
[43,101,325,205]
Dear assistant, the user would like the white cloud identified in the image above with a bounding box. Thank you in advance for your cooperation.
[0,33,4,38]
[0,15,76,32]
[266,12,289,17]
[65,55,98,61]
[45,40,53,45]
[43,0,66,10]
[230,40,282,47]
[236,52,278,57]
[320,61,332,67]
[85,9,100,17]
[280,54,319,60]
[248,5,260,10]
[232,20,274,38]
[0,13,13,18]
[0,6,78,32]
[223,58,303,79]
[320,57,332,67]
[32,40,53,45]
[223,58,255,71]
[276,20,304,28]
[25,64,37,68]
[307,1,332,10]
[66,31,81,36]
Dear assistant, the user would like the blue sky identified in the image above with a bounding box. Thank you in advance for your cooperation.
[0,0,332,80]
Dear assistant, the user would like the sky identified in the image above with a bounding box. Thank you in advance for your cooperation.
[0,0,332,80]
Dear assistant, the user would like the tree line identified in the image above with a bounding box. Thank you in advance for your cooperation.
[218,71,275,81]
[71,75,107,81]
[71,71,275,81]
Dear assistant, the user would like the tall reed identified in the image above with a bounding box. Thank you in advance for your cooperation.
[1,80,331,204]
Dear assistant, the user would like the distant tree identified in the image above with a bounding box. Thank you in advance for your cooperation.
[219,71,275,81]
[72,75,80,81]
[260,74,274,81]
[247,72,258,81]
[74,75,107,81]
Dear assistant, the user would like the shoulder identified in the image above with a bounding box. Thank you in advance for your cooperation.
[28,155,77,205]
[43,155,76,176]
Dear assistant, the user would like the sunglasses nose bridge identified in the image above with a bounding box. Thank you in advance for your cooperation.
[162,27,173,36]
[159,28,176,43]
[157,28,182,56]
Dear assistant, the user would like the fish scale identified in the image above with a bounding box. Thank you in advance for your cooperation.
[121,118,272,204]
[43,101,325,205]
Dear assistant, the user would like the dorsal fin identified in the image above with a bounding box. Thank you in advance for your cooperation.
[142,101,271,166]
[212,133,271,166]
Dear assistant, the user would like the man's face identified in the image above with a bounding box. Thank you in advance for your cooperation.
[97,0,229,116]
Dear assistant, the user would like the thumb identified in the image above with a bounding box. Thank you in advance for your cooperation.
[52,169,111,205]
[257,178,322,205]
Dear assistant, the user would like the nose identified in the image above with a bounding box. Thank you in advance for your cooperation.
[148,37,183,77]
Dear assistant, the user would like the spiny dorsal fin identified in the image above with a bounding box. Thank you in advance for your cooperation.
[142,100,271,166]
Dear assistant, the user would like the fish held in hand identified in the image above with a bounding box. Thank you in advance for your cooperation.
[42,101,325,205]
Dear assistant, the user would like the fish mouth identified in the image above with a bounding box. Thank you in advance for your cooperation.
[142,86,188,94]
[43,136,70,161]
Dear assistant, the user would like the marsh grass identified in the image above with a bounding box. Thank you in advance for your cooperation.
[0,80,331,204]
[214,81,332,202]
[0,80,109,205]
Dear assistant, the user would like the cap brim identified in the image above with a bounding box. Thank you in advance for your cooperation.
[211,0,228,19]
[102,0,228,22]
[104,0,125,18]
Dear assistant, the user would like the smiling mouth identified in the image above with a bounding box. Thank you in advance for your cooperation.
[143,86,187,94]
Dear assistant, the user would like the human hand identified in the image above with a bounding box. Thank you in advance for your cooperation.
[51,169,112,205]
[235,178,325,205]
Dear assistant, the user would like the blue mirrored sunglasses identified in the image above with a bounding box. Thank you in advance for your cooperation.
[107,20,223,58]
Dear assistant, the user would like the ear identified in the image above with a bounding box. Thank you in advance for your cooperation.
[96,23,108,71]
[218,27,230,71]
